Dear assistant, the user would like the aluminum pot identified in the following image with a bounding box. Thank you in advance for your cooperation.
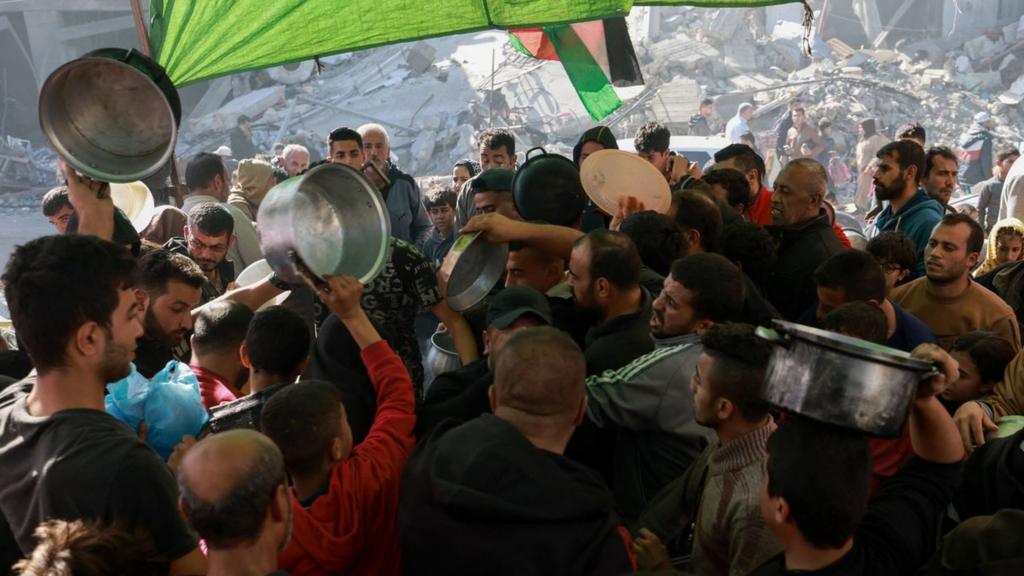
[39,48,181,183]
[258,163,391,286]
[440,232,508,312]
[511,147,586,227]
[756,319,934,438]
[424,330,462,390]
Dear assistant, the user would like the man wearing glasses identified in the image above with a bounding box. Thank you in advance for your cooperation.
[166,203,238,302]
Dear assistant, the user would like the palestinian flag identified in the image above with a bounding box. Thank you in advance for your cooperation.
[510,17,644,121]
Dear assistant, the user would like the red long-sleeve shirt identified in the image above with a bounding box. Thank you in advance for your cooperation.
[278,340,416,576]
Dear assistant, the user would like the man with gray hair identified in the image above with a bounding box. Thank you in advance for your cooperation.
[358,123,431,244]
[178,429,292,576]
[281,144,309,177]
[400,327,634,575]
[764,158,845,319]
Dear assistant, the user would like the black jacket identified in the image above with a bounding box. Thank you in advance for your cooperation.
[399,414,633,575]
[584,288,655,376]
[765,212,845,320]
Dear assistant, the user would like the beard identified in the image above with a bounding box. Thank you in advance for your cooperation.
[99,329,134,383]
[144,307,185,348]
[873,175,905,201]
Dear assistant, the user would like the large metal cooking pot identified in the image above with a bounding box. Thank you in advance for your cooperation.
[258,163,391,286]
[424,330,462,392]
[440,232,508,312]
[39,48,181,183]
[511,147,586,227]
[756,319,934,438]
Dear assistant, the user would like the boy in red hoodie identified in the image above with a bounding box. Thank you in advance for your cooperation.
[260,274,415,576]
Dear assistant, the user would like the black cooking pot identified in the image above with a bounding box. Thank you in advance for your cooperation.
[39,48,181,183]
[511,147,586,227]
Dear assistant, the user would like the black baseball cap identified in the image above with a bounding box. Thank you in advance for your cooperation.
[471,168,514,193]
[486,286,552,329]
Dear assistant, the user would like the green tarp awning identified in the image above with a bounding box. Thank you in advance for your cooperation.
[149,1,798,85]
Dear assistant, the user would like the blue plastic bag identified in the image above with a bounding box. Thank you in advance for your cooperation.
[106,360,209,460]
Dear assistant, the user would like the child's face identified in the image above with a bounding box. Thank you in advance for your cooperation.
[877,258,909,295]
[995,234,1023,265]
[943,350,991,404]
[428,205,455,233]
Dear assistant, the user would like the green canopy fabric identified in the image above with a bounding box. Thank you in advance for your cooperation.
[149,0,797,86]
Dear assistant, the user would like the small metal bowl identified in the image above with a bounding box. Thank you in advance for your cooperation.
[440,232,508,312]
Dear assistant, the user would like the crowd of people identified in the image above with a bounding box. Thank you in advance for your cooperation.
[2,99,1024,576]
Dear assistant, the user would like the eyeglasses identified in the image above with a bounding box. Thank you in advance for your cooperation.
[188,235,228,255]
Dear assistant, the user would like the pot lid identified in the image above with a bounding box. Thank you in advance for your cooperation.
[769,319,933,372]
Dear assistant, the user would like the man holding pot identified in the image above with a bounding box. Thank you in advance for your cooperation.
[749,344,965,576]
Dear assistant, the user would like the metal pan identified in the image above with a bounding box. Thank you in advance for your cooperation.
[258,163,391,286]
[580,149,671,216]
[39,48,181,183]
[440,232,508,312]
[757,319,934,437]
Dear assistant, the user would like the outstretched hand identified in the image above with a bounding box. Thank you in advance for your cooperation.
[59,158,111,210]
[459,212,526,244]
[609,195,645,231]
[315,274,365,320]
[910,343,958,400]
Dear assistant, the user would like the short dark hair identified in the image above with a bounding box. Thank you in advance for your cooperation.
[996,146,1020,163]
[12,520,168,576]
[245,305,310,377]
[619,211,685,277]
[877,140,926,179]
[951,331,1016,385]
[714,144,766,186]
[818,119,832,131]
[814,250,886,303]
[866,231,916,273]
[261,380,343,475]
[924,146,958,178]
[700,323,772,420]
[192,301,253,357]
[138,249,205,297]
[187,203,234,238]
[478,128,515,157]
[576,229,642,289]
[939,213,984,254]
[41,186,71,217]
[634,121,670,153]
[767,418,871,549]
[895,122,926,144]
[672,190,723,253]
[178,436,286,549]
[186,152,227,191]
[703,167,753,209]
[237,114,251,125]
[721,222,777,288]
[424,186,457,209]
[493,326,585,419]
[700,98,714,107]
[669,253,744,323]
[2,236,137,373]
[821,302,888,344]
[328,126,362,148]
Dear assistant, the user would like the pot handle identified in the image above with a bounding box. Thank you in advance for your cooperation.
[755,326,791,348]
[524,147,548,161]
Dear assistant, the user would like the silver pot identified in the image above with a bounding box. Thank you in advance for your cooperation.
[424,330,462,391]
[39,48,180,183]
[258,163,391,286]
[440,232,508,312]
[756,320,934,437]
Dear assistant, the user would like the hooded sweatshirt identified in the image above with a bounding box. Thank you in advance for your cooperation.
[399,414,636,576]
[874,189,944,278]
[277,340,415,576]
[958,123,994,187]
